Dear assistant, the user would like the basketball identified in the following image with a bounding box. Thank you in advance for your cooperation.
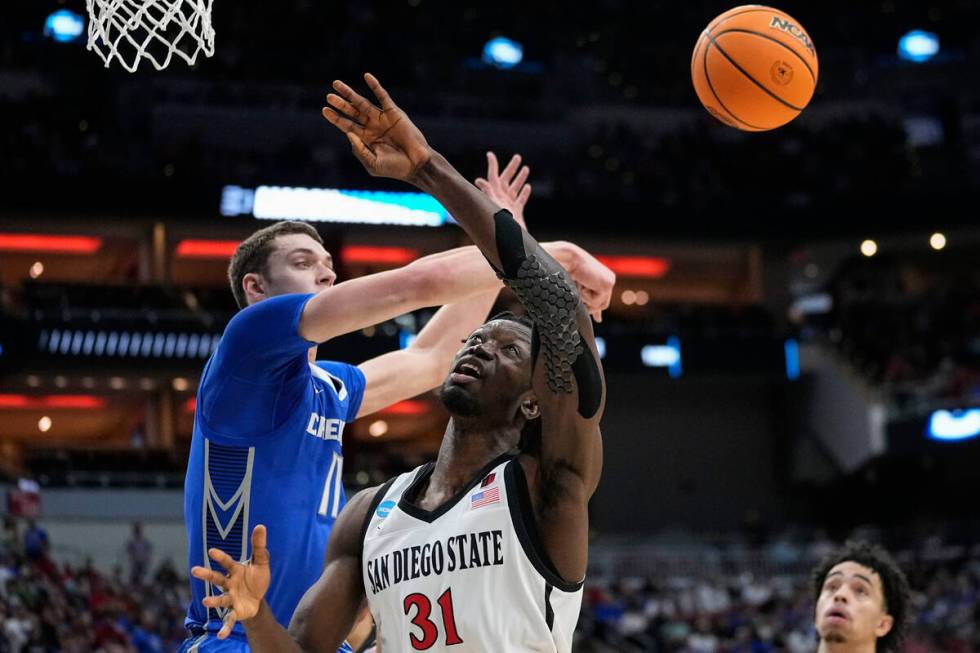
[692,5,818,131]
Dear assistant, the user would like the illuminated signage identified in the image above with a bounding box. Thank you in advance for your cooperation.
[927,409,980,442]
[221,185,451,227]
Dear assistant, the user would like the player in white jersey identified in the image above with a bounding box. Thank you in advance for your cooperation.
[191,73,607,652]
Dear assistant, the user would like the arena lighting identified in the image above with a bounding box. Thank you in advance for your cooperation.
[596,255,671,279]
[341,245,419,265]
[784,339,800,381]
[898,30,939,63]
[0,233,102,254]
[927,409,980,442]
[39,328,220,359]
[379,400,428,416]
[641,336,683,378]
[860,239,878,257]
[482,37,524,69]
[594,337,606,360]
[221,185,451,227]
[175,239,240,259]
[929,232,947,251]
[0,394,106,409]
[44,9,85,43]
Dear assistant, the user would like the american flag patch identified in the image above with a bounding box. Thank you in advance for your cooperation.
[470,487,500,509]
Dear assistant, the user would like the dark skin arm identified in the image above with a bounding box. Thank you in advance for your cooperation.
[190,487,378,652]
[322,74,606,584]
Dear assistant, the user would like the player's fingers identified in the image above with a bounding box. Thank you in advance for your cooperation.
[517,183,532,206]
[321,107,361,135]
[333,79,380,119]
[191,566,228,588]
[510,166,530,194]
[474,178,489,192]
[218,610,238,640]
[500,154,521,185]
[364,73,397,111]
[251,525,270,566]
[325,93,362,122]
[207,547,237,570]
[486,151,500,180]
[202,594,235,609]
[347,133,379,171]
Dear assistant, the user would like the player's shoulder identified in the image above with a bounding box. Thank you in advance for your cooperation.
[325,482,392,559]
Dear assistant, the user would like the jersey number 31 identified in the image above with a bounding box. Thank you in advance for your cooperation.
[403,588,463,650]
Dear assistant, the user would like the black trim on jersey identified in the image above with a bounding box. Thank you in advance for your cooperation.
[545,583,555,631]
[359,477,398,549]
[504,458,585,593]
[398,452,515,524]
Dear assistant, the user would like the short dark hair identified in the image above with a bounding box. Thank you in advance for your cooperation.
[811,541,911,652]
[487,310,534,332]
[227,221,323,308]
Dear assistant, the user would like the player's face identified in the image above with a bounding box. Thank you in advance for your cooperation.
[439,320,533,419]
[261,233,336,298]
[815,561,893,649]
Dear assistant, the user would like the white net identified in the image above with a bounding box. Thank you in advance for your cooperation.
[85,0,215,73]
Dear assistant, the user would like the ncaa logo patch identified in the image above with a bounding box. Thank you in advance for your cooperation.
[376,500,396,519]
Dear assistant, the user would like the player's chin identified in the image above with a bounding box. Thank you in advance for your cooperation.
[437,382,482,417]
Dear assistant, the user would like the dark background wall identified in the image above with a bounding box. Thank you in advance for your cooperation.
[593,372,789,533]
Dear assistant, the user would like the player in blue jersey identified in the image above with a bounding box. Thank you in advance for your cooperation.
[179,148,615,652]
[189,72,609,653]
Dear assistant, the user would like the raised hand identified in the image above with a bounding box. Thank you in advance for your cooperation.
[322,73,431,181]
[568,248,616,323]
[190,525,271,639]
[474,152,532,228]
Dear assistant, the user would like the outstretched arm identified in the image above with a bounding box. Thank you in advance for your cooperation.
[323,75,606,582]
[354,152,614,417]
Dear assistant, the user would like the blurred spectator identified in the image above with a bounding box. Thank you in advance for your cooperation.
[21,521,47,564]
[125,523,153,587]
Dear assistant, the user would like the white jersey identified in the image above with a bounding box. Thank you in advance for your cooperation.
[360,454,584,653]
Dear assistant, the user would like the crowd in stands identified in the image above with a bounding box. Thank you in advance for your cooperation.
[3,512,978,652]
[579,533,980,653]
[3,1,979,228]
[826,253,980,412]
[1,517,187,653]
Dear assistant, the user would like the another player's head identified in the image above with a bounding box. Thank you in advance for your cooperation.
[438,312,538,444]
[228,221,336,309]
[811,541,910,652]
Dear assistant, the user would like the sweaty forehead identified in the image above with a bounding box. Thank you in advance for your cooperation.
[474,319,532,341]
[273,233,331,259]
[828,561,881,589]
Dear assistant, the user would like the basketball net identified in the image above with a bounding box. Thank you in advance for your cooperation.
[85,0,215,72]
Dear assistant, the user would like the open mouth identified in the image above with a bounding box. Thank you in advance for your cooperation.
[453,360,483,379]
[825,608,849,623]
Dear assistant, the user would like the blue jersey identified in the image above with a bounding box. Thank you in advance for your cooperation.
[183,293,366,640]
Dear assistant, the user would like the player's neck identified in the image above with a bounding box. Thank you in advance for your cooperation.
[307,347,317,364]
[427,419,516,498]
[818,639,876,653]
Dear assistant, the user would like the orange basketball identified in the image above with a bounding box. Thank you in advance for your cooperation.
[692,5,818,131]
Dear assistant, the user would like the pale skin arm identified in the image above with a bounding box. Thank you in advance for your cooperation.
[323,74,606,584]
[190,488,376,652]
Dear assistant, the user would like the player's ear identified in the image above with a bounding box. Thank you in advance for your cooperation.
[242,272,267,305]
[874,613,894,638]
[520,393,540,421]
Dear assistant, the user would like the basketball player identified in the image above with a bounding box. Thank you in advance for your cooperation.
[190,73,606,652]
[180,140,614,653]
[811,541,910,653]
